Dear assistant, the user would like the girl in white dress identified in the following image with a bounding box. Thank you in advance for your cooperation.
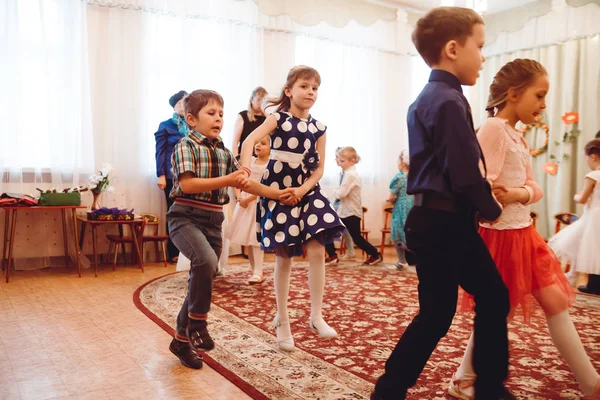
[225,137,270,284]
[549,138,600,295]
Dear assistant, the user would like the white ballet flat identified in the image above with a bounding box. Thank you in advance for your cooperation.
[272,314,295,352]
[309,317,338,339]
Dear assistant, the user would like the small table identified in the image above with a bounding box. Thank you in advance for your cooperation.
[1,205,87,283]
[76,216,145,277]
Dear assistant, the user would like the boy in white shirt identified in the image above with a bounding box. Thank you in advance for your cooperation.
[325,147,382,265]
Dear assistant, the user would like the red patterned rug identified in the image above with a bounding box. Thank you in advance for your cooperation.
[134,262,600,399]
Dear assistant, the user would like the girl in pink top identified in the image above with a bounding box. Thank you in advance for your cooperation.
[449,59,599,400]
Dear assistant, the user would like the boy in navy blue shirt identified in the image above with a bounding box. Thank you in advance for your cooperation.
[372,7,514,400]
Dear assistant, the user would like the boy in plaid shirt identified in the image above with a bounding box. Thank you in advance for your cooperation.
[167,89,250,369]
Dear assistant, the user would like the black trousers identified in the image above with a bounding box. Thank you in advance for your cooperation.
[373,206,510,399]
[326,216,379,258]
[163,179,179,259]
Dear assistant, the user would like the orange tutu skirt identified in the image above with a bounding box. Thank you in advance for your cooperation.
[459,225,575,323]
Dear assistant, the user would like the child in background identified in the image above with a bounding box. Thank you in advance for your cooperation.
[325,147,356,265]
[326,147,383,265]
[549,138,600,296]
[225,137,271,284]
[386,150,413,270]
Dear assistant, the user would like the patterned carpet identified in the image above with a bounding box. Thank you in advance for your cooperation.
[134,261,600,400]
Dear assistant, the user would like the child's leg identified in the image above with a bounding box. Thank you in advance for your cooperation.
[248,245,264,277]
[450,332,476,398]
[305,240,337,338]
[169,207,223,352]
[394,241,407,265]
[273,254,294,350]
[217,238,230,274]
[325,242,337,258]
[343,229,355,256]
[342,216,380,258]
[535,286,599,395]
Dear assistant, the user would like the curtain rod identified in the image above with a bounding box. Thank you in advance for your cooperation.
[84,0,416,57]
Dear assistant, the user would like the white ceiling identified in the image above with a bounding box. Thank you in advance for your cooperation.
[366,0,544,14]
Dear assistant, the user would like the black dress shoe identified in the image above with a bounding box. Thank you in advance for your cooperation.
[578,285,600,295]
[187,323,215,352]
[169,339,203,369]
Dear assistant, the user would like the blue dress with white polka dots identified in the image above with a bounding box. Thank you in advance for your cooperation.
[256,111,344,257]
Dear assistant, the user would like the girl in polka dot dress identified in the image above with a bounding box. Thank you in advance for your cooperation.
[240,65,345,352]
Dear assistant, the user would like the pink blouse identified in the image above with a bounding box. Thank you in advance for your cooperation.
[477,117,543,230]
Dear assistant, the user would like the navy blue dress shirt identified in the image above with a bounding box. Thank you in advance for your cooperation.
[406,69,501,221]
[154,118,185,180]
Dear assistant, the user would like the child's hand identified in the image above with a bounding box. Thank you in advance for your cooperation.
[492,183,514,206]
[279,188,301,206]
[238,196,252,208]
[228,170,249,189]
[574,193,582,203]
[157,175,167,190]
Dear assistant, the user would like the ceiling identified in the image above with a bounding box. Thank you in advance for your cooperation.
[366,0,544,14]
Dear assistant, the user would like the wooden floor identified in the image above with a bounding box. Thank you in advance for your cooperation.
[0,248,399,400]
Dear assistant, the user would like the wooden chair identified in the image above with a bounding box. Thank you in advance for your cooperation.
[530,211,538,228]
[554,212,579,233]
[106,214,169,269]
[380,205,393,257]
[339,206,370,256]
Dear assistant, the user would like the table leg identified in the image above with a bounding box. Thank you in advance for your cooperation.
[61,210,69,267]
[6,210,18,283]
[2,209,9,272]
[91,224,98,277]
[79,220,86,250]
[129,223,144,272]
[71,210,82,278]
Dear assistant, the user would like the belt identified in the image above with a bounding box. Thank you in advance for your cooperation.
[414,193,460,213]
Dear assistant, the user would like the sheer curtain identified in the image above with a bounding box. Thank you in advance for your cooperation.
[0,0,94,193]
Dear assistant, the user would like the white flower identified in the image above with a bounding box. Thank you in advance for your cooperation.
[105,186,115,193]
[99,163,114,177]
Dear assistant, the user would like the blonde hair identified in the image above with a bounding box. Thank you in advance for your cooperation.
[339,147,360,163]
[412,7,483,67]
[486,59,547,117]
[266,66,321,112]
[247,86,267,122]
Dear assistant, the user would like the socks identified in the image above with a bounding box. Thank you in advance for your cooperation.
[394,241,407,264]
[248,245,264,277]
[547,310,599,395]
[306,240,326,320]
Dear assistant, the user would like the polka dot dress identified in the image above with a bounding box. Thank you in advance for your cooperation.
[256,111,344,257]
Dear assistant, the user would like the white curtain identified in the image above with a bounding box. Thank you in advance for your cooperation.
[471,37,600,238]
[0,0,94,193]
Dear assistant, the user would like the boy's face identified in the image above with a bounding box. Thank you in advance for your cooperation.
[186,100,223,139]
[454,23,486,86]
[337,154,355,171]
[174,99,184,116]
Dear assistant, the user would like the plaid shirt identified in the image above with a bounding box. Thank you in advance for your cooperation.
[170,131,240,205]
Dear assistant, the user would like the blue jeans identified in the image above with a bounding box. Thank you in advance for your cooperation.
[167,203,224,339]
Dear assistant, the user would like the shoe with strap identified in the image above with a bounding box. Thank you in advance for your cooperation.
[448,373,475,400]
[272,314,295,352]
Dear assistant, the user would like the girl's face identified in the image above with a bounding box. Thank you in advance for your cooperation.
[337,153,355,170]
[397,157,403,171]
[285,77,319,111]
[513,74,549,125]
[254,138,270,158]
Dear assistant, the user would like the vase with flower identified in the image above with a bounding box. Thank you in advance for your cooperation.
[88,163,114,210]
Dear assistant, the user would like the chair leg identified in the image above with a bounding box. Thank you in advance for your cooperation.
[106,241,114,265]
[380,233,386,259]
[121,244,127,265]
[161,241,168,267]
[113,243,119,271]
[340,237,346,255]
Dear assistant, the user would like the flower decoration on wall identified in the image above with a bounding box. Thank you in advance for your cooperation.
[561,112,579,125]
[88,163,114,194]
[543,111,582,175]
[521,114,549,157]
[543,161,559,175]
